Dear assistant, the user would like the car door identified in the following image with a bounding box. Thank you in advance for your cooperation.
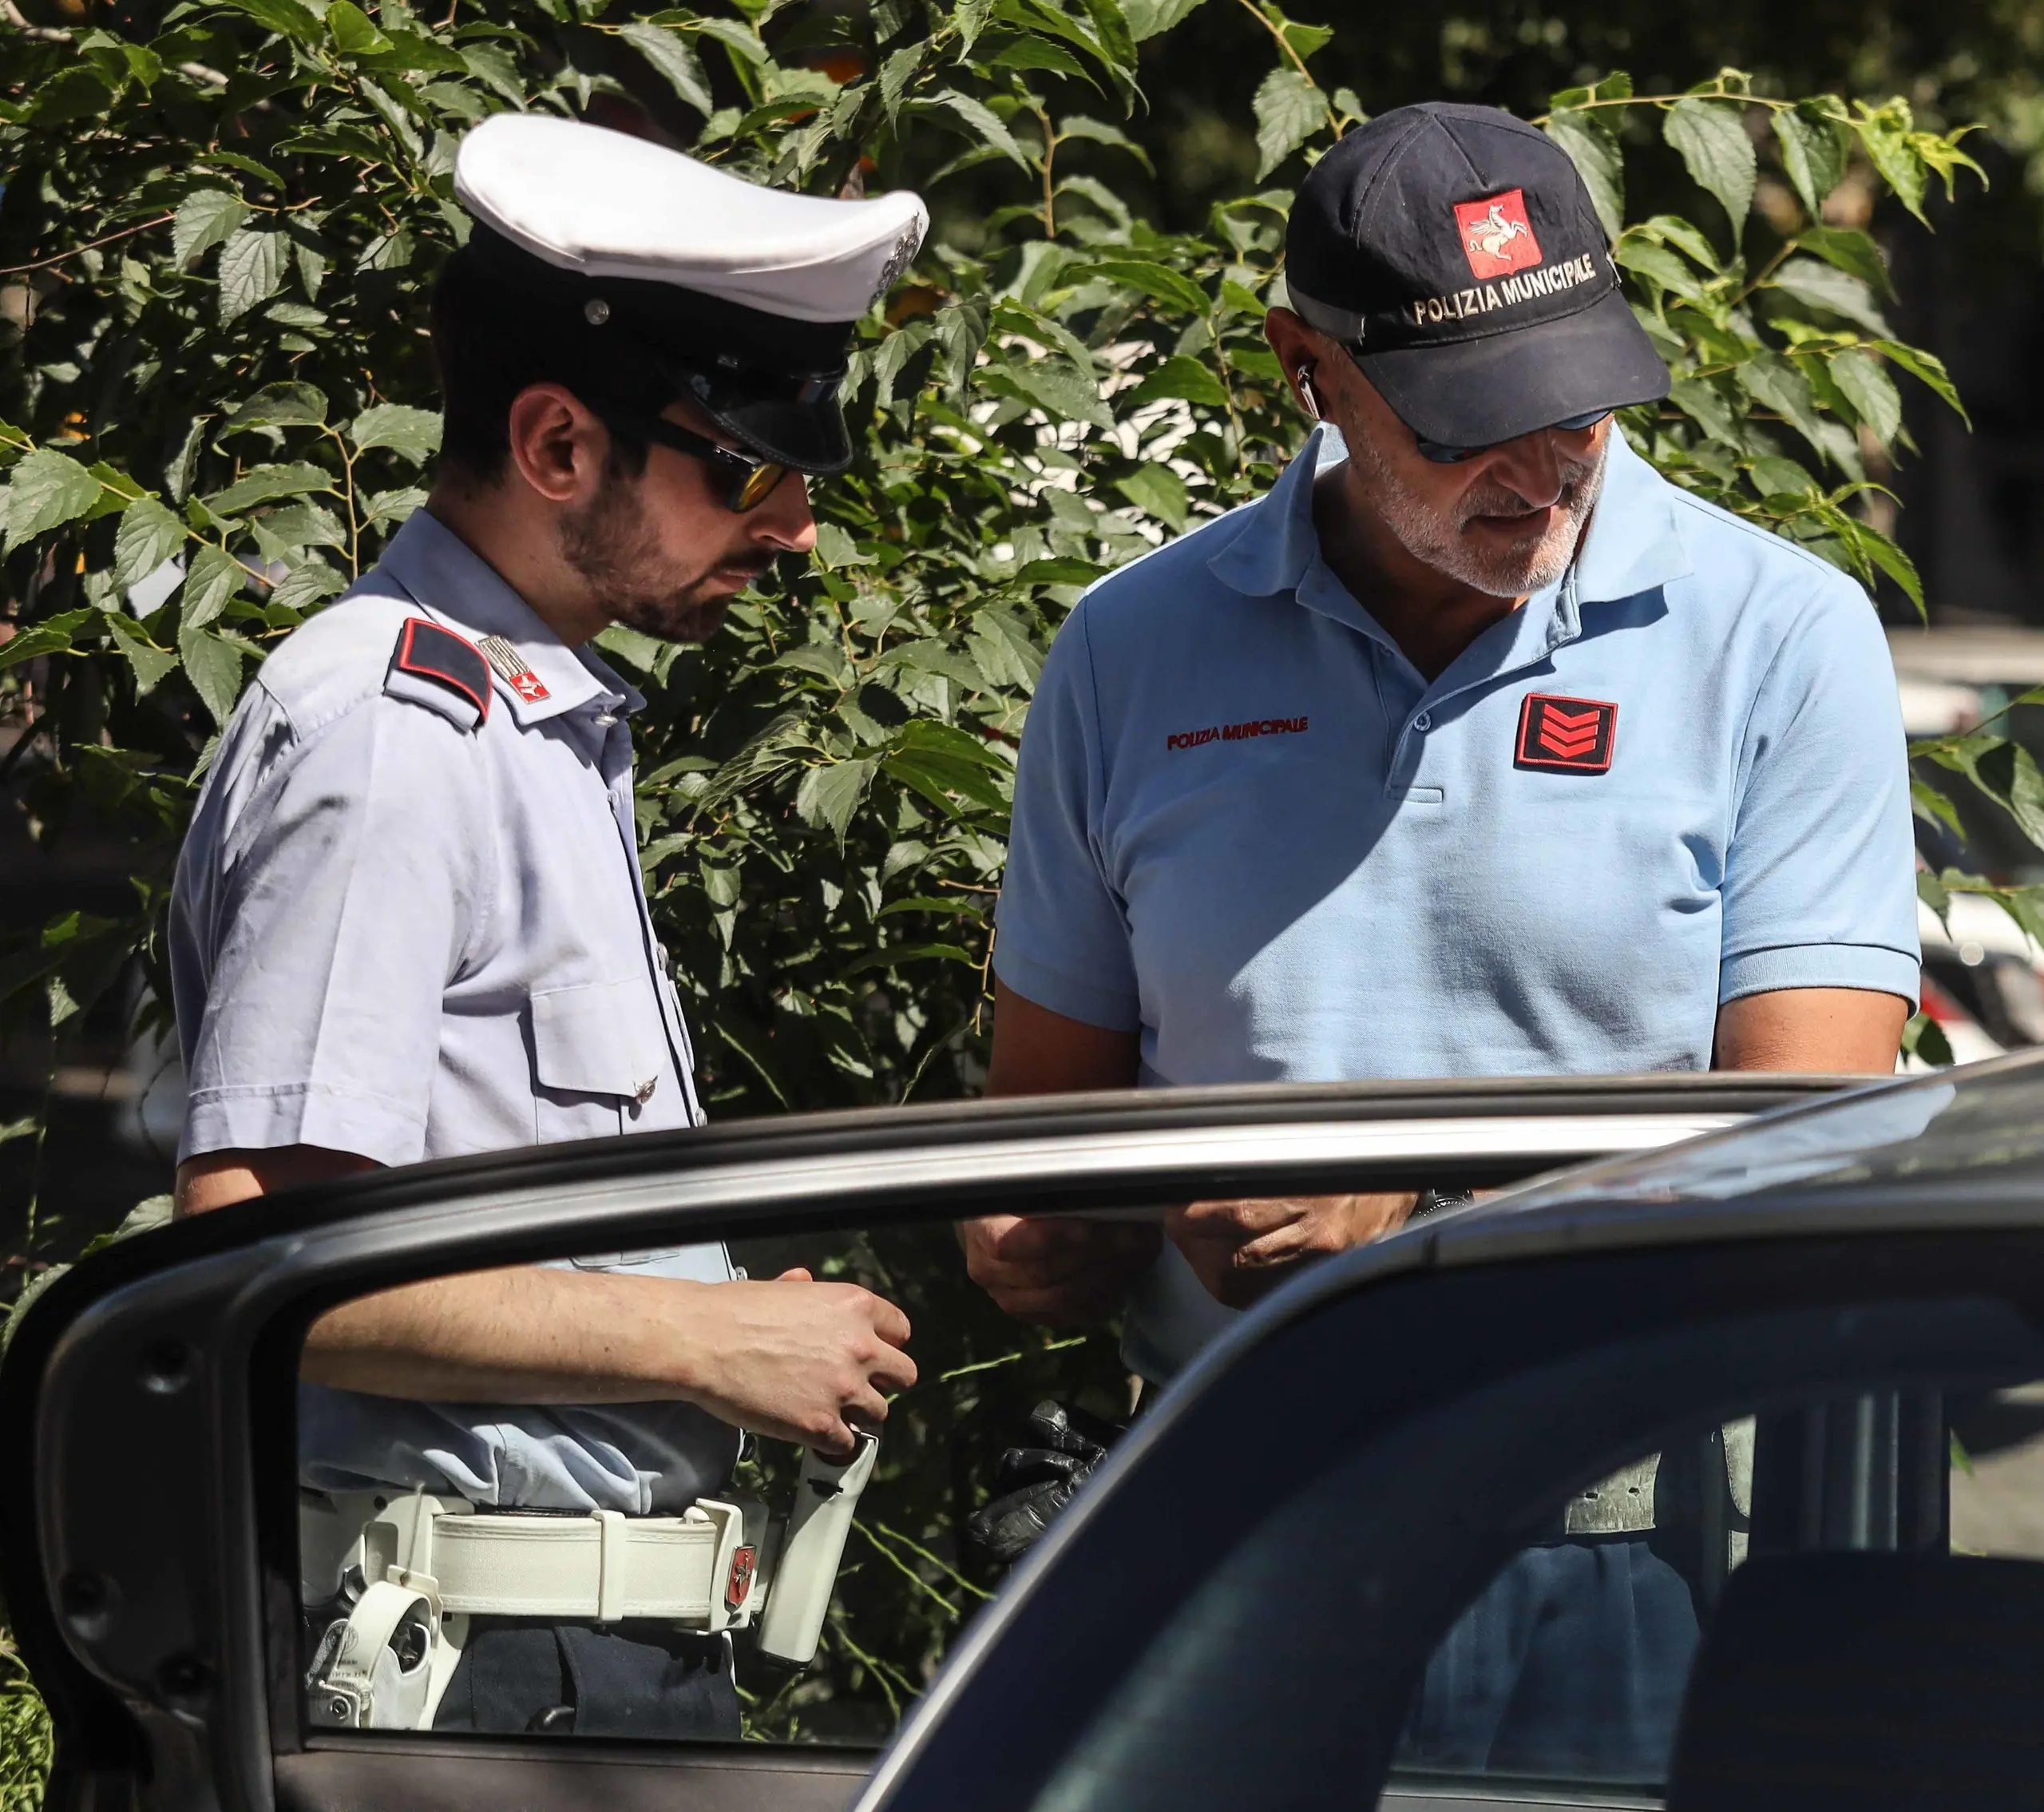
[0,1073,1847,1812]
[858,1052,2044,1812]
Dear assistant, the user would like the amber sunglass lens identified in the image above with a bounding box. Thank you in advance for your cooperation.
[737,462,787,511]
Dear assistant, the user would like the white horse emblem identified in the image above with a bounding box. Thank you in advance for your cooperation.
[1465,202,1530,263]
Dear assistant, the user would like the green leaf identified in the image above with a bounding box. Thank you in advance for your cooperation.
[364,486,426,529]
[1120,0,1206,36]
[929,90,1031,171]
[1663,98,1756,240]
[1670,376,1741,445]
[879,43,925,121]
[1007,358,1113,431]
[1544,111,1624,242]
[1738,352,1827,457]
[1114,464,1190,530]
[219,387,327,442]
[1748,454,1816,499]
[1830,348,1903,446]
[1793,225,1894,299]
[348,404,443,462]
[1855,104,1930,224]
[1771,102,1849,220]
[1875,339,1968,424]
[217,228,287,324]
[1615,240,1705,302]
[814,521,877,569]
[1128,354,1230,409]
[1253,67,1324,180]
[4,448,103,553]
[1912,775,1965,840]
[28,65,113,126]
[796,758,877,842]
[615,22,713,114]
[1768,256,1890,335]
[593,624,663,674]
[179,545,248,630]
[988,35,1094,82]
[270,559,347,613]
[1905,1013,1954,1069]
[177,623,247,727]
[218,0,323,36]
[113,495,187,586]
[204,462,334,514]
[1013,556,1107,585]
[0,609,91,672]
[172,187,250,269]
[326,0,393,54]
[107,615,179,695]
[1074,258,1208,316]
[1851,517,1924,611]
[1055,116,1154,172]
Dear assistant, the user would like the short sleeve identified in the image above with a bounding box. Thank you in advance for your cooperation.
[1718,577,1920,1009]
[992,602,1142,1029]
[171,688,496,1167]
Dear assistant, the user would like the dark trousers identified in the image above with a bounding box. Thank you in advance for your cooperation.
[432,1618,743,1739]
[1397,1540,1701,1782]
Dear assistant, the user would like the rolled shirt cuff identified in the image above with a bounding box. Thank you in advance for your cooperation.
[1718,942,1921,1013]
[180,1082,427,1168]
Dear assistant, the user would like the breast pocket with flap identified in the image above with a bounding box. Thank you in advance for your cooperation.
[528,978,668,1145]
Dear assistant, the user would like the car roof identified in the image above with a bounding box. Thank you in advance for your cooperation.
[1410,1048,2044,1270]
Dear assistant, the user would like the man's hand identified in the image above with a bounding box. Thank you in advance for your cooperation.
[671,1267,915,1460]
[1166,1192,1418,1309]
[961,1215,1162,1325]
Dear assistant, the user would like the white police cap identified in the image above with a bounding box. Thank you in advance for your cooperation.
[454,115,929,328]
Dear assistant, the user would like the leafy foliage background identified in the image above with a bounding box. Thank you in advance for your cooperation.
[0,0,2020,1774]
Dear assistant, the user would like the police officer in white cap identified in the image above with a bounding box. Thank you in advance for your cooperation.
[169,116,929,1737]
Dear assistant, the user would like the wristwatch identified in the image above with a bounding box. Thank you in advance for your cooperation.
[1411,1185,1476,1221]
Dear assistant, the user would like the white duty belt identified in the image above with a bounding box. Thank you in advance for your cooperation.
[302,1434,878,1730]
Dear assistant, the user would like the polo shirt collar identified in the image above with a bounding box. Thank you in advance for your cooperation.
[1570,426,1693,604]
[378,510,645,726]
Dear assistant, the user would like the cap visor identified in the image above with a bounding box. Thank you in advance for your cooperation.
[1357,287,1670,448]
[706,393,853,477]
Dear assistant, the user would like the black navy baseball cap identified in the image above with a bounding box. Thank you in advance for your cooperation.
[1285,102,1670,450]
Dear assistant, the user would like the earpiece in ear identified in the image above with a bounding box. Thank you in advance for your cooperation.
[1297,367,1321,420]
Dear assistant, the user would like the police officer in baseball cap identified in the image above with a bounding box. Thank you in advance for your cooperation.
[970,100,1917,1774]
[171,118,929,1737]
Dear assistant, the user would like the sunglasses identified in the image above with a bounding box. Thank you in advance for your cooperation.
[1413,410,1613,465]
[604,412,791,512]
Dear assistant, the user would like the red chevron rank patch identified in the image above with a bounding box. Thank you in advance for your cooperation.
[1515,693,1617,773]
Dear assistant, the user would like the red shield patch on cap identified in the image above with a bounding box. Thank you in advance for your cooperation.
[1455,189,1543,281]
[1515,694,1616,773]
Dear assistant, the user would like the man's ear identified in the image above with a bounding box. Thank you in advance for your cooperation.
[1264,307,1327,422]
[505,383,609,506]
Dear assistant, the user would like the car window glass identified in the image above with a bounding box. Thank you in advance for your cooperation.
[1385,1383,2044,1802]
[292,1218,1139,1747]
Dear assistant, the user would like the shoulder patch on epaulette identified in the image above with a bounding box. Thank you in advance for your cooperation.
[386,617,492,731]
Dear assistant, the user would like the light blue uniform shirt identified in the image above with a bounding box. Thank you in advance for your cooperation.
[994,426,1919,1378]
[172,510,735,1513]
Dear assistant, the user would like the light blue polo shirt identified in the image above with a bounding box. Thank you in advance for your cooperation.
[993,426,1919,1376]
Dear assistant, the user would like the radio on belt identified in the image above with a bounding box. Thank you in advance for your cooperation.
[303,1432,881,1730]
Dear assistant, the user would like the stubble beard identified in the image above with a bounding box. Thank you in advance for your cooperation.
[1349,427,1607,599]
[559,478,759,645]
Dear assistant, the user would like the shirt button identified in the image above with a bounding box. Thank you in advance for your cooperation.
[1413,711,1432,732]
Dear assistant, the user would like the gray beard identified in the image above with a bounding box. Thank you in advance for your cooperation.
[1347,429,1606,599]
